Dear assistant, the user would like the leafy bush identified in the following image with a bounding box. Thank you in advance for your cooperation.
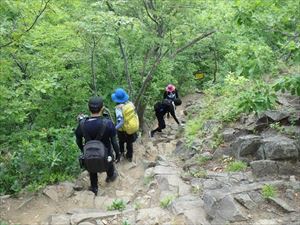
[197,156,212,165]
[122,221,131,225]
[160,195,175,208]
[107,199,126,211]
[261,184,277,199]
[273,75,300,96]
[0,128,80,194]
[185,73,275,146]
[237,81,277,113]
[226,161,247,172]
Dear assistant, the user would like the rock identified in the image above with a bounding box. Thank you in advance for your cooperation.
[70,209,134,225]
[142,160,156,169]
[43,182,75,202]
[73,191,95,208]
[203,120,220,132]
[285,189,295,200]
[48,214,70,225]
[290,175,297,182]
[144,167,155,177]
[234,193,256,210]
[250,160,278,177]
[153,165,179,175]
[269,197,296,212]
[277,161,300,175]
[212,146,231,159]
[231,135,262,158]
[156,174,190,196]
[255,219,279,225]
[248,191,264,204]
[203,191,248,223]
[200,151,213,158]
[264,110,290,122]
[0,195,10,200]
[258,136,299,160]
[78,222,94,225]
[171,195,210,225]
[136,207,171,225]
[222,128,236,142]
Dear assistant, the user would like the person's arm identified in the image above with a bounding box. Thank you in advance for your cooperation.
[175,90,179,98]
[115,107,124,130]
[163,91,167,99]
[169,105,180,124]
[75,125,84,153]
[108,121,120,162]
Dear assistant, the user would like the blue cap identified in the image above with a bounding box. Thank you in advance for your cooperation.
[111,88,129,103]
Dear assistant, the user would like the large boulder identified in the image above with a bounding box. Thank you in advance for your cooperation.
[203,190,248,224]
[231,135,262,159]
[250,160,278,177]
[257,136,299,160]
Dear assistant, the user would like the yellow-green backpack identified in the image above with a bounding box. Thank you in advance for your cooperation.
[120,101,139,134]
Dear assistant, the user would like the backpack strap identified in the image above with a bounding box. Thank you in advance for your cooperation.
[80,117,107,141]
[95,119,107,140]
[80,118,91,140]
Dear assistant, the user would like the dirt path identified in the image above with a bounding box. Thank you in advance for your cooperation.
[0,94,200,225]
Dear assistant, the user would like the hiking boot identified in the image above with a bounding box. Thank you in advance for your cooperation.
[88,186,98,196]
[149,131,154,138]
[105,172,118,183]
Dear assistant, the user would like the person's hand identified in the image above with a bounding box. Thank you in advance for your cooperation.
[115,153,120,163]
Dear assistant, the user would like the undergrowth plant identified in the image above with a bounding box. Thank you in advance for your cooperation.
[107,199,126,211]
[160,195,175,208]
[185,73,277,147]
[226,161,247,172]
[122,220,131,225]
[261,184,277,199]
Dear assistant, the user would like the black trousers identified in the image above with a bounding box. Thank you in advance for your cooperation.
[117,131,136,159]
[151,112,166,135]
[90,149,115,189]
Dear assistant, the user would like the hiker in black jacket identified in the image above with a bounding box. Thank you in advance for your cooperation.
[75,96,120,195]
[150,99,181,137]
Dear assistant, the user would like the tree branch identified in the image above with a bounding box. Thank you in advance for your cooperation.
[118,37,133,95]
[172,30,216,58]
[0,0,51,49]
[134,48,169,111]
[106,0,133,95]
[25,0,51,33]
[143,0,159,25]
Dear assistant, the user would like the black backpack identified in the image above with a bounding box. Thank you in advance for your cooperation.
[80,118,109,173]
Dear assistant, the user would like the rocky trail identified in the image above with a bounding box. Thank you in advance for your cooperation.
[1,93,300,225]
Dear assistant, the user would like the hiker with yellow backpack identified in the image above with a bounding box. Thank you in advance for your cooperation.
[111,88,139,162]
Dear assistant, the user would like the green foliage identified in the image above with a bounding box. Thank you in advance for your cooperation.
[143,175,154,186]
[261,184,277,199]
[122,221,131,225]
[237,81,277,114]
[160,195,175,209]
[191,169,207,178]
[0,220,9,225]
[0,128,79,194]
[226,161,247,172]
[107,199,126,211]
[197,155,212,166]
[274,75,300,96]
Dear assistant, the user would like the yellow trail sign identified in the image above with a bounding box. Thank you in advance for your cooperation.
[195,73,205,79]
